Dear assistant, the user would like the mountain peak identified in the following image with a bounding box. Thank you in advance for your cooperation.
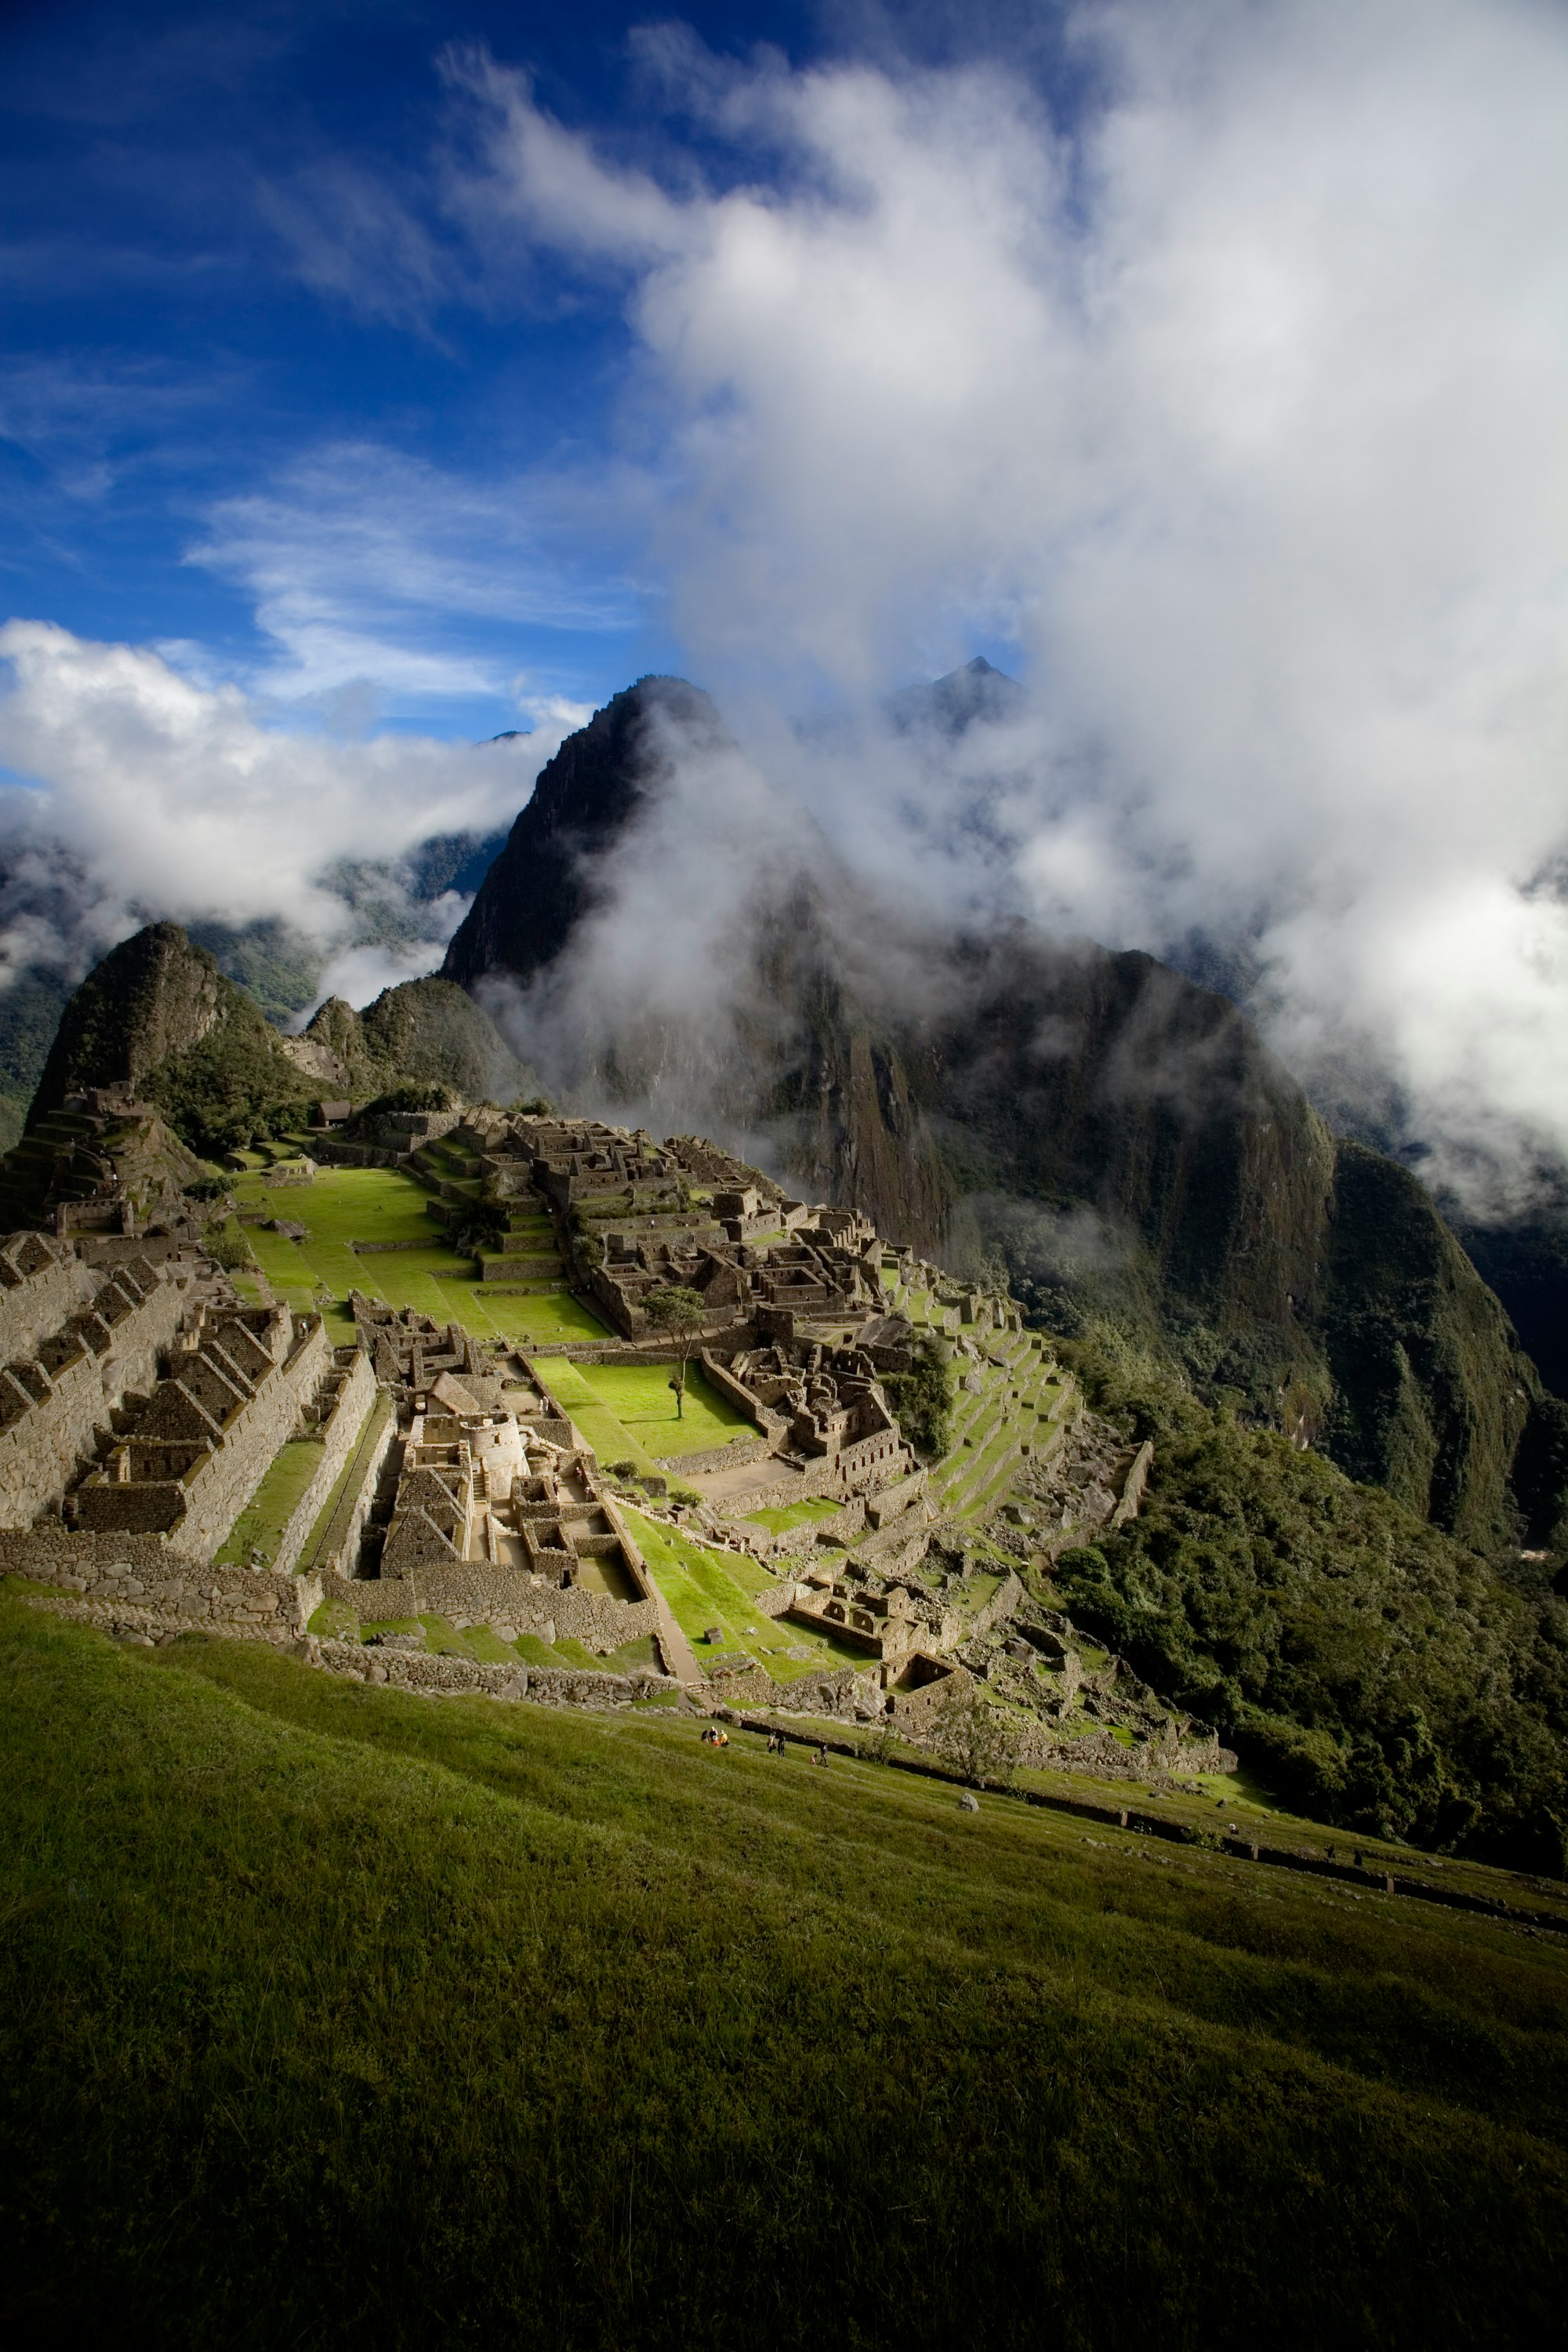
[442,676,731,992]
[886,655,1026,739]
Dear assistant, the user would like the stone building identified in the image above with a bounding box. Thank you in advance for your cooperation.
[0,1236,196,1530]
[70,1301,331,1557]
[708,1334,918,1497]
[350,1297,662,1653]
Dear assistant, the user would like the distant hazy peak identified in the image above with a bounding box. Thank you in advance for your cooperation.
[886,654,1026,739]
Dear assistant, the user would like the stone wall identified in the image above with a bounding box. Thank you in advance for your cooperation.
[297,1391,397,1577]
[328,1563,660,1654]
[696,1349,780,1433]
[0,1526,190,1577]
[310,1637,676,1708]
[9,1547,320,1643]
[757,1664,884,1721]
[169,1317,331,1559]
[1109,1439,1155,1530]
[73,1314,332,1561]
[0,1232,89,1366]
[885,1659,974,1735]
[655,1432,775,1477]
[273,1348,378,1573]
[0,1259,188,1530]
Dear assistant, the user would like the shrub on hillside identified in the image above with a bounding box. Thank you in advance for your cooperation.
[146,1022,313,1157]
[884,1336,953,1461]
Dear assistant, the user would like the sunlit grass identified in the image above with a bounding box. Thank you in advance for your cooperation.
[2,1596,1563,2350]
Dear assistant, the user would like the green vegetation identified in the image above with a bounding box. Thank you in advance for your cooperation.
[1052,1331,1568,1871]
[622,1506,860,1680]
[639,1281,706,1414]
[216,1165,610,1348]
[2,1599,1564,2347]
[212,1439,323,1566]
[571,1356,753,1459]
[745,1495,845,1534]
[297,1394,393,1575]
[347,1080,455,1127]
[882,1333,954,1460]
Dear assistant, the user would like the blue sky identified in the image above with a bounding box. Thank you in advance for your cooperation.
[5,0,1568,1182]
[0,0,1069,740]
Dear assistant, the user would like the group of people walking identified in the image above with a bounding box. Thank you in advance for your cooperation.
[701,1726,831,1766]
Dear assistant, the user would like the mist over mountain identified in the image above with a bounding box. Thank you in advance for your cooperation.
[445,670,1568,1557]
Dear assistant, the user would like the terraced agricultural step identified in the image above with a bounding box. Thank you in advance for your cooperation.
[941,1424,1020,1512]
[963,1442,1027,1519]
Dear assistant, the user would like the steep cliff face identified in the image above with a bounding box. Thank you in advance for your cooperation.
[440,671,1564,1552]
[1309,1142,1568,1552]
[896,932,1338,1361]
[443,677,724,991]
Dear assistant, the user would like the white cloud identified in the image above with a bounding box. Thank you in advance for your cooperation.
[0,619,557,990]
[188,441,639,706]
[448,0,1568,1189]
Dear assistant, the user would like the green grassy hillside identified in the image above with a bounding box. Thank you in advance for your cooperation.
[2,1595,1563,2350]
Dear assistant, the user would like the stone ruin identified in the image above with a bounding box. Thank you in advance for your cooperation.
[0,1232,201,1530]
[69,1301,333,1556]
[349,1297,665,1661]
[0,1113,1210,1774]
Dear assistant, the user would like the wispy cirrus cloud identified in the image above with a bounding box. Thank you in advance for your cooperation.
[187,441,644,710]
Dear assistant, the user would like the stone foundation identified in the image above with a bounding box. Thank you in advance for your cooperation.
[326,1563,660,1655]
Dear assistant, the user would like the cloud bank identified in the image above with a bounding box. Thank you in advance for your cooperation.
[0,619,559,1000]
[444,0,1568,1201]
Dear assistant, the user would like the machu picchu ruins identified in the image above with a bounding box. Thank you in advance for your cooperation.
[0,1058,1229,1782]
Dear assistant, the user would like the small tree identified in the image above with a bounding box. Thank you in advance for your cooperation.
[642,1283,706,1418]
[933,1679,1022,1787]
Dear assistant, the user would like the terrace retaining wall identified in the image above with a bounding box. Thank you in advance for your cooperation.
[273,1349,378,1573]
[0,1265,188,1529]
[328,1564,659,1653]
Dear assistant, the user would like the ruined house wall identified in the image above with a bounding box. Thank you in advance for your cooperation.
[886,1661,974,1733]
[695,1349,779,1432]
[173,1320,332,1559]
[0,1267,187,1530]
[0,1236,90,1365]
[74,1317,332,1562]
[714,1436,916,1521]
[273,1348,378,1573]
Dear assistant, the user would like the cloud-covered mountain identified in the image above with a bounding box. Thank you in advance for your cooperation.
[444,669,1568,1556]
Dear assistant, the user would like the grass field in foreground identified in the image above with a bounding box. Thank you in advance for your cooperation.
[3,1597,1563,2351]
